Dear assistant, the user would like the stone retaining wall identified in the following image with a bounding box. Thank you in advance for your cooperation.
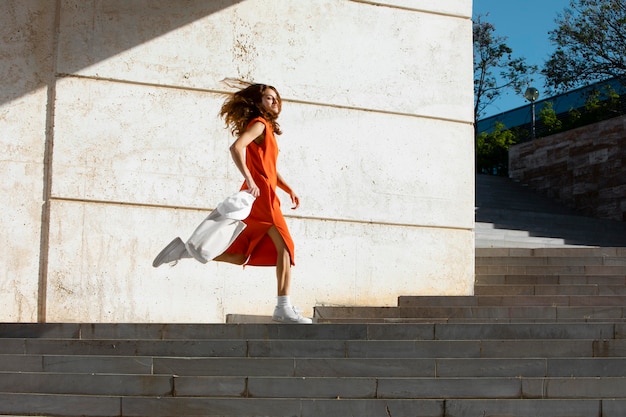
[509,115,626,222]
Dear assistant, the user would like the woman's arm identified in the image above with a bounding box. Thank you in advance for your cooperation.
[277,171,300,209]
[229,121,265,197]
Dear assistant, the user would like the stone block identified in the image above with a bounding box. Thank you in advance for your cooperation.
[43,355,152,374]
[365,323,435,340]
[547,358,626,377]
[563,275,626,285]
[435,358,547,377]
[535,285,599,296]
[398,296,478,307]
[603,399,626,417]
[521,378,545,399]
[300,399,444,417]
[0,338,25,354]
[444,399,601,417]
[248,340,346,358]
[593,339,626,357]
[378,377,523,399]
[475,285,536,295]
[556,306,624,320]
[599,285,626,295]
[544,377,626,398]
[121,397,301,417]
[248,376,377,399]
[435,323,614,340]
[476,296,569,306]
[346,340,482,358]
[174,376,246,397]
[133,340,247,357]
[80,323,165,340]
[0,323,80,338]
[481,340,593,358]
[154,357,294,377]
[0,372,172,396]
[293,358,435,377]
[568,296,626,306]
[24,339,139,356]
[0,393,121,417]
[0,354,43,372]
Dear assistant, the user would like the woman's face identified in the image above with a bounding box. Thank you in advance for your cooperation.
[260,88,280,115]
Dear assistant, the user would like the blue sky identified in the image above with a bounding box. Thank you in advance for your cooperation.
[472,0,572,117]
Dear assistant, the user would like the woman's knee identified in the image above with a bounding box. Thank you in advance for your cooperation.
[214,252,246,265]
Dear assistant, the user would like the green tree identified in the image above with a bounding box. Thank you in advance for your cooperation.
[565,85,622,129]
[538,102,562,135]
[583,85,621,117]
[543,0,626,92]
[473,15,537,128]
[476,122,518,176]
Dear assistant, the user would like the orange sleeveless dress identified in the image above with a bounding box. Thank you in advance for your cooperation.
[224,117,296,266]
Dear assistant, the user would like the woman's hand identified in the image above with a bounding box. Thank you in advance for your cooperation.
[289,190,300,209]
[277,171,299,209]
[246,177,260,197]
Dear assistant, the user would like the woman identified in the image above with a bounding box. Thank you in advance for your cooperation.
[153,83,311,324]
[217,83,311,324]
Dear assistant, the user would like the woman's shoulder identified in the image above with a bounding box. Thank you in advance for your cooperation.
[248,116,269,126]
[247,117,272,132]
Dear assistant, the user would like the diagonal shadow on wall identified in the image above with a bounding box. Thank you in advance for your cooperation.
[1,0,244,108]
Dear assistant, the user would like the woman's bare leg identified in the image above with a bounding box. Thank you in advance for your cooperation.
[213,252,247,265]
[266,226,291,296]
[266,226,311,324]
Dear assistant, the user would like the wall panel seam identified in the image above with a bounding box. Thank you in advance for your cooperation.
[56,73,474,126]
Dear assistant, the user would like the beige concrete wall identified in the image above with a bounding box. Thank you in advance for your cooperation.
[1,0,474,323]
[0,1,58,321]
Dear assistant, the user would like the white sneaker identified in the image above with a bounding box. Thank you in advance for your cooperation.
[152,237,188,267]
[272,305,313,324]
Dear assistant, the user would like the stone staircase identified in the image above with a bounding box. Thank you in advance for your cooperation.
[475,174,626,248]
[1,247,626,416]
[1,175,626,416]
[313,246,626,416]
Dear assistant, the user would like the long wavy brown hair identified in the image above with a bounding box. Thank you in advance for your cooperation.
[219,83,282,137]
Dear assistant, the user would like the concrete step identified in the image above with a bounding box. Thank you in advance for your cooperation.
[7,393,621,417]
[475,264,626,275]
[0,323,624,344]
[475,275,626,285]
[3,335,626,358]
[475,256,626,266]
[475,174,582,215]
[3,245,626,416]
[3,372,626,399]
[474,284,626,296]
[474,174,626,248]
[475,213,626,248]
[7,354,620,376]
[397,295,626,307]
[476,247,626,257]
[5,322,622,341]
[1,320,626,416]
[314,306,626,323]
